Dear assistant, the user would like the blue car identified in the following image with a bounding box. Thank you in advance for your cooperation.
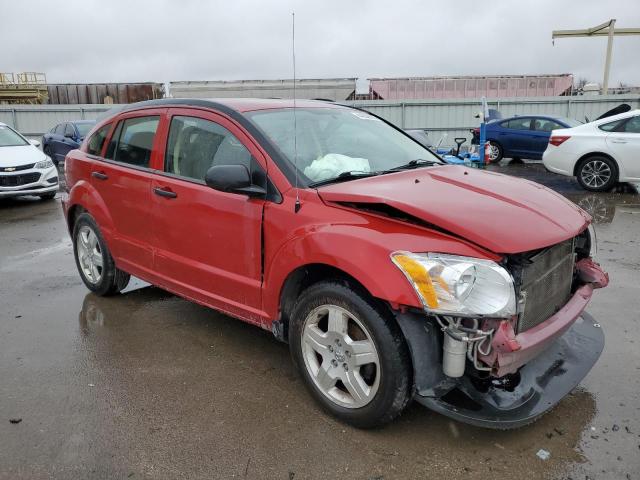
[475,115,582,162]
[42,120,95,165]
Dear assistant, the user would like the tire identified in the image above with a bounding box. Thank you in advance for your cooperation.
[39,192,57,200]
[72,213,130,296]
[289,280,412,428]
[576,155,617,192]
[487,141,503,162]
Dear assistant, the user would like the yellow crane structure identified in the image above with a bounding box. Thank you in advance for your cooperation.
[552,19,640,94]
[0,72,48,104]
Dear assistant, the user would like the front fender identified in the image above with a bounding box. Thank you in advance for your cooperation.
[262,220,496,320]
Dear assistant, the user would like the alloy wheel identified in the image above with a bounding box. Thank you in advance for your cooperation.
[488,143,500,161]
[581,160,611,189]
[76,225,103,284]
[301,304,380,409]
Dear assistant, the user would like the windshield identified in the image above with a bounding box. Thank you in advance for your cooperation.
[246,107,442,186]
[76,122,95,137]
[0,125,29,147]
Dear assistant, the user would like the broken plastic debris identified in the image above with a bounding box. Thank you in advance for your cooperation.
[536,449,551,460]
[88,383,95,387]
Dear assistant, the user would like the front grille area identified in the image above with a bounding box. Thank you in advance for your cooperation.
[1,163,35,172]
[515,239,575,333]
[0,172,41,187]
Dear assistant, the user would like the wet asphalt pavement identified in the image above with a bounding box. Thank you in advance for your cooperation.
[1,161,639,480]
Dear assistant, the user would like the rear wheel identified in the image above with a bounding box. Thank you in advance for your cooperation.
[487,141,503,162]
[576,155,617,192]
[289,281,412,428]
[73,213,130,296]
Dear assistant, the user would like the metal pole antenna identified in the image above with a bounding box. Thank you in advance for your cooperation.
[552,19,640,95]
[292,11,301,213]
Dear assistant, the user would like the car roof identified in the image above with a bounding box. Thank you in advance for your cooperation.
[500,114,564,121]
[118,97,345,115]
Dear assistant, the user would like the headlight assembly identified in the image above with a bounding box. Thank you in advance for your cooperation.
[391,251,516,318]
[35,158,54,169]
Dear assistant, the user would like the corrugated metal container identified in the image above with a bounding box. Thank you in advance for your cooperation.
[348,94,640,146]
[46,83,164,104]
[169,78,357,101]
[369,75,574,100]
[0,104,119,136]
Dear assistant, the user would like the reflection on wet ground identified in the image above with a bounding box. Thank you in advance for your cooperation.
[1,163,639,479]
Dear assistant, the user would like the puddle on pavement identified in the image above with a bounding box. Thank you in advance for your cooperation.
[1,161,638,479]
[73,287,600,479]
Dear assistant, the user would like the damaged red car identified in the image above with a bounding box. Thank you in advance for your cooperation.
[62,99,608,429]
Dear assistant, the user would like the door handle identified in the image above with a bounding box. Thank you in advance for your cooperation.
[611,139,628,144]
[91,171,108,180]
[153,187,177,199]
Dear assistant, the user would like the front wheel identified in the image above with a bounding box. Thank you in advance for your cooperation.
[289,281,412,428]
[73,213,130,296]
[576,156,617,192]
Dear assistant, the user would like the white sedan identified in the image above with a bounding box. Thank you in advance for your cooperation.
[543,109,640,191]
[0,122,59,200]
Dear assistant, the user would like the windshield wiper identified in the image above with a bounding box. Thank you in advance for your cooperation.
[309,170,379,188]
[386,158,441,172]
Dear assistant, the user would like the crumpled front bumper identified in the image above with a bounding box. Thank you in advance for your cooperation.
[395,258,607,429]
[480,258,609,377]
[413,312,603,429]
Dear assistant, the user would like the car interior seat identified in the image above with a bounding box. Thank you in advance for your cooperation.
[123,132,155,167]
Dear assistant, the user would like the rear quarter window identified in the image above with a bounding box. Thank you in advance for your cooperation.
[598,119,624,132]
[86,124,111,156]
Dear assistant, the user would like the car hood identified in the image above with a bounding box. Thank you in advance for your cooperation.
[317,165,590,254]
[0,145,47,167]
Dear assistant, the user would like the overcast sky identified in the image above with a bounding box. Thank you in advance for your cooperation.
[3,0,639,87]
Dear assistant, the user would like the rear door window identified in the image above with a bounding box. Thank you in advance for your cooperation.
[64,123,76,138]
[105,116,159,168]
[86,124,111,156]
[533,119,563,132]
[504,118,531,130]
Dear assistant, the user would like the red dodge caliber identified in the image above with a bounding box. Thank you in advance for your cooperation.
[62,99,608,428]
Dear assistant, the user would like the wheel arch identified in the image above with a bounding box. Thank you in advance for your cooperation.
[573,151,619,179]
[66,180,117,249]
[275,263,394,343]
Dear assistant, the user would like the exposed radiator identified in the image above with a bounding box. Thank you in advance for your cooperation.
[516,239,575,333]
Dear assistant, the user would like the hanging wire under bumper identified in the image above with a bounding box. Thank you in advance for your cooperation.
[414,311,603,429]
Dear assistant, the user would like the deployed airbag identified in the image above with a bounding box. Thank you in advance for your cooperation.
[304,153,370,182]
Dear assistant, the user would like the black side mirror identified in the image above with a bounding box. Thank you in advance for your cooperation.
[205,164,266,198]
